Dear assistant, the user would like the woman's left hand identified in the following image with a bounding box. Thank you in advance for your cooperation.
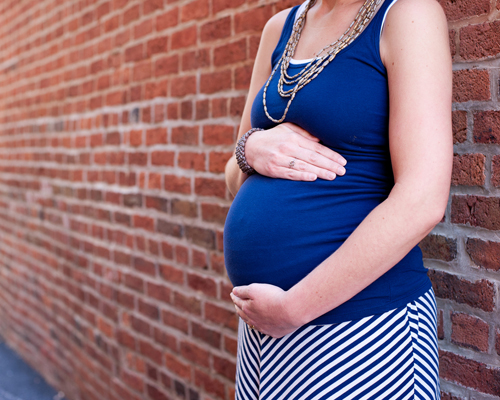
[230,283,303,338]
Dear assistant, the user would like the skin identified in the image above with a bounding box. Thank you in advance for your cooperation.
[227,0,453,338]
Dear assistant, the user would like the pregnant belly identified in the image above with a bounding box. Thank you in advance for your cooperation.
[223,173,390,290]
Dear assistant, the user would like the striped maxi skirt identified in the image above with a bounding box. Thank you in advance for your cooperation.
[235,288,440,400]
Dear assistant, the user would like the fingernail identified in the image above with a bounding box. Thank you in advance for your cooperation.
[340,158,347,166]
[327,173,336,180]
[338,166,346,175]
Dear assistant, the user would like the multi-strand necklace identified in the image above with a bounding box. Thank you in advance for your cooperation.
[263,0,382,123]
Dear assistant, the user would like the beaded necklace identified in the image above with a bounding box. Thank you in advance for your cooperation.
[263,0,382,123]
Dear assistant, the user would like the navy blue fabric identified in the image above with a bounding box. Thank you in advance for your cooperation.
[224,0,431,325]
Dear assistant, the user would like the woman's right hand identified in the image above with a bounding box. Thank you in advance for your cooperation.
[245,122,347,181]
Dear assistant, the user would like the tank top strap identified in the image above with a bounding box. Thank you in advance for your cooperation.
[270,5,301,68]
[270,0,398,70]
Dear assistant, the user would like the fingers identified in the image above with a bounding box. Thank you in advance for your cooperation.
[296,140,347,169]
[293,148,346,178]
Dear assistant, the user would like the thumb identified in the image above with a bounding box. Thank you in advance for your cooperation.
[283,123,319,142]
[232,285,252,300]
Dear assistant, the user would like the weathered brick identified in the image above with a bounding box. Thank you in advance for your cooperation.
[234,5,273,34]
[451,312,489,352]
[460,21,500,60]
[440,350,500,396]
[453,69,490,102]
[452,111,467,143]
[438,0,489,21]
[201,16,231,42]
[451,153,485,186]
[451,195,500,231]
[474,111,500,143]
[419,235,457,261]
[466,238,500,271]
[180,0,209,22]
[429,270,495,311]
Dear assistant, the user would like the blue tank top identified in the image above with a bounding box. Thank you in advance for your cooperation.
[223,0,431,325]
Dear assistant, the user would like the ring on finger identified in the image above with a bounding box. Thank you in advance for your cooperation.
[289,159,296,169]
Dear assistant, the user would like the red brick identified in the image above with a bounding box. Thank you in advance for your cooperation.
[147,385,169,400]
[151,151,174,166]
[200,16,231,42]
[174,291,202,315]
[209,151,232,173]
[187,273,217,296]
[171,199,197,217]
[181,49,210,71]
[214,39,247,66]
[139,340,163,365]
[164,175,191,194]
[420,234,457,261]
[205,302,238,331]
[460,21,500,60]
[466,238,500,271]
[156,8,178,30]
[213,0,245,13]
[195,177,226,198]
[429,270,495,311]
[133,60,152,81]
[438,0,489,21]
[125,43,145,62]
[453,69,490,102]
[170,75,196,97]
[178,152,205,171]
[234,5,273,33]
[171,26,197,50]
[194,368,225,398]
[451,195,500,231]
[181,0,209,22]
[236,64,253,89]
[153,327,177,351]
[161,310,188,333]
[452,111,467,143]
[474,111,500,143]
[201,203,229,224]
[492,155,500,186]
[134,19,153,39]
[147,282,170,302]
[147,36,168,57]
[451,153,485,186]
[451,312,489,352]
[146,128,167,145]
[213,355,236,380]
[200,70,232,94]
[155,55,178,76]
[124,4,140,25]
[172,126,198,145]
[203,125,234,145]
[158,263,183,285]
[165,353,191,380]
[437,309,444,340]
[496,329,500,355]
[439,350,500,395]
[180,340,210,367]
[121,370,144,392]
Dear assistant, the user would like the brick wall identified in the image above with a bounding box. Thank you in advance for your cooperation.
[0,0,498,399]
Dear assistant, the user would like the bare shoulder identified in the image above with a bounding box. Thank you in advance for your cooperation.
[261,7,294,47]
[380,0,448,64]
[384,0,447,26]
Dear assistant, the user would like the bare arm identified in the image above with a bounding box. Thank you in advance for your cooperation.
[231,0,453,337]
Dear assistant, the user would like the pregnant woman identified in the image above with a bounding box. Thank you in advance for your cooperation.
[224,0,452,398]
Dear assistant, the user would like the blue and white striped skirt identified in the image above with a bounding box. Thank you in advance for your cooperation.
[235,288,439,399]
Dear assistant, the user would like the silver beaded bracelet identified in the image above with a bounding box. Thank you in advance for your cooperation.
[235,127,264,175]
